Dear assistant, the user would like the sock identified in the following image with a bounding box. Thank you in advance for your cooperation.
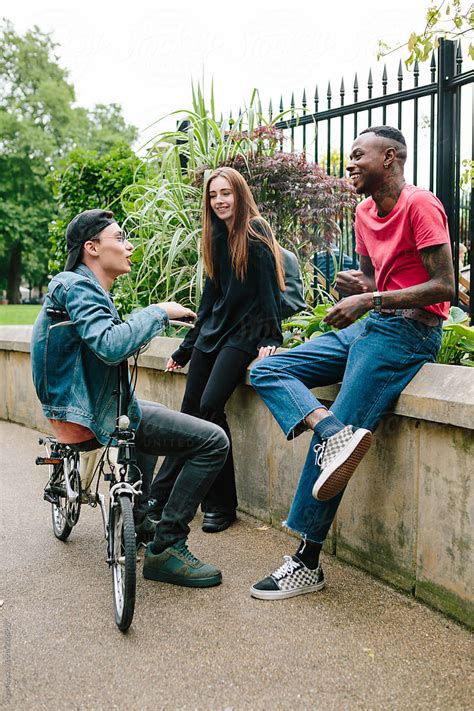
[294,539,322,570]
[313,412,345,441]
[149,540,167,555]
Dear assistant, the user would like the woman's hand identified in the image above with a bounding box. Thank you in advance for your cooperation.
[165,358,182,372]
[257,345,278,360]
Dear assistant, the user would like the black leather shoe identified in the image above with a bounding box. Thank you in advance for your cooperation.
[202,510,237,533]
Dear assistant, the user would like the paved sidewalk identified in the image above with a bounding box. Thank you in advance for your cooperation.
[1,420,472,710]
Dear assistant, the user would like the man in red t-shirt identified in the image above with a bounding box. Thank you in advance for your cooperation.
[250,126,454,600]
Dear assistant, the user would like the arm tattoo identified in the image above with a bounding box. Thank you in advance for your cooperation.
[379,243,454,309]
[420,244,455,282]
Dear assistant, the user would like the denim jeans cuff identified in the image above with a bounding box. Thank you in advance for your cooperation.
[282,519,325,545]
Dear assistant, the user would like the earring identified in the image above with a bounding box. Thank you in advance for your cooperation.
[384,163,389,168]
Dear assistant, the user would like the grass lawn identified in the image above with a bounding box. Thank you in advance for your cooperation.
[0,305,42,325]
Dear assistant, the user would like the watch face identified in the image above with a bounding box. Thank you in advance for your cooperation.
[373,293,382,310]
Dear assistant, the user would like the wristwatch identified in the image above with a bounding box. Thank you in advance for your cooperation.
[372,290,382,312]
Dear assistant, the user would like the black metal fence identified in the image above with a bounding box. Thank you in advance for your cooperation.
[268,39,473,321]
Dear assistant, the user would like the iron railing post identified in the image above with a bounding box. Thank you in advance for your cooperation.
[435,39,458,302]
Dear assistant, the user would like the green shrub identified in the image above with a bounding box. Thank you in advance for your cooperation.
[48,143,147,275]
[437,307,474,366]
[282,304,474,367]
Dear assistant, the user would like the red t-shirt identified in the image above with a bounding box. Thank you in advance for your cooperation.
[355,185,451,319]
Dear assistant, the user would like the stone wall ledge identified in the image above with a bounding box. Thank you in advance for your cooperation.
[3,326,471,430]
[1,324,472,626]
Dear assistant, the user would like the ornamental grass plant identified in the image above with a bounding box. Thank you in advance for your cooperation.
[115,82,357,312]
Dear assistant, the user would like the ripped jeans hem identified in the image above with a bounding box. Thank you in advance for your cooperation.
[282,519,324,545]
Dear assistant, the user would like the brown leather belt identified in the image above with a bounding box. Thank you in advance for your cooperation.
[379,307,442,327]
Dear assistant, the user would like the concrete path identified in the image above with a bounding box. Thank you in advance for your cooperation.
[1,420,472,710]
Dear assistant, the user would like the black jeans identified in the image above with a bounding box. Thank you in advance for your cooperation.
[134,400,229,551]
[149,346,254,514]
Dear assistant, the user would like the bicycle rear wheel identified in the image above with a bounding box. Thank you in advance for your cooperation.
[50,459,81,540]
[109,494,136,631]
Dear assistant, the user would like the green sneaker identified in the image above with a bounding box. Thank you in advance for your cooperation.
[143,540,222,588]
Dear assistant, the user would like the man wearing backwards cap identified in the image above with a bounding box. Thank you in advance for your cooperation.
[32,209,229,589]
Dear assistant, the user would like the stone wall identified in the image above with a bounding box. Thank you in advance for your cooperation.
[1,326,473,627]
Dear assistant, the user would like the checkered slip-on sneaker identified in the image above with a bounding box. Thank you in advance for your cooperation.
[250,555,325,600]
[312,425,372,501]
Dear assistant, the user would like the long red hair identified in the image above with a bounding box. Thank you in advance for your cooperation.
[202,167,285,290]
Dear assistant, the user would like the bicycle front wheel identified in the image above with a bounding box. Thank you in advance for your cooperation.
[109,494,136,632]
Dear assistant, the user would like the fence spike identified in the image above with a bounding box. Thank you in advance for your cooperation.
[430,51,436,81]
[290,92,295,109]
[314,85,319,102]
[327,82,332,98]
[456,40,463,73]
[382,64,388,86]
[279,95,284,113]
[302,89,307,108]
[397,60,403,92]
[268,98,273,119]
[340,77,345,96]
[368,69,373,98]
[353,73,359,101]
[414,59,419,86]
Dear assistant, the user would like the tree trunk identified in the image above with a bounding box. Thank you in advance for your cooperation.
[7,243,22,304]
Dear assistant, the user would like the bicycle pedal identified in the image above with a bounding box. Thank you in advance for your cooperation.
[36,456,62,466]
[43,490,59,505]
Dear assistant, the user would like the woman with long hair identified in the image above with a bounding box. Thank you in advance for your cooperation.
[145,166,285,533]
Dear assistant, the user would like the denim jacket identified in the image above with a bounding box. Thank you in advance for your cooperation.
[31,264,168,444]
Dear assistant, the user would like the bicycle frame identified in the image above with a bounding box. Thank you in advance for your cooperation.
[36,355,143,631]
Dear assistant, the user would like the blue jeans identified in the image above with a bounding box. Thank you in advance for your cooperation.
[250,312,442,544]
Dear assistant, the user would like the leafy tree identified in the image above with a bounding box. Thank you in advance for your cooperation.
[0,20,137,302]
[378,1,474,64]
[0,21,73,301]
[71,104,138,154]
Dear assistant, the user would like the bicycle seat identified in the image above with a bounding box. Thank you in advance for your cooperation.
[61,438,102,453]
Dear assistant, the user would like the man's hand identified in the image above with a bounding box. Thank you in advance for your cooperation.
[157,302,197,321]
[324,293,372,329]
[336,270,373,295]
